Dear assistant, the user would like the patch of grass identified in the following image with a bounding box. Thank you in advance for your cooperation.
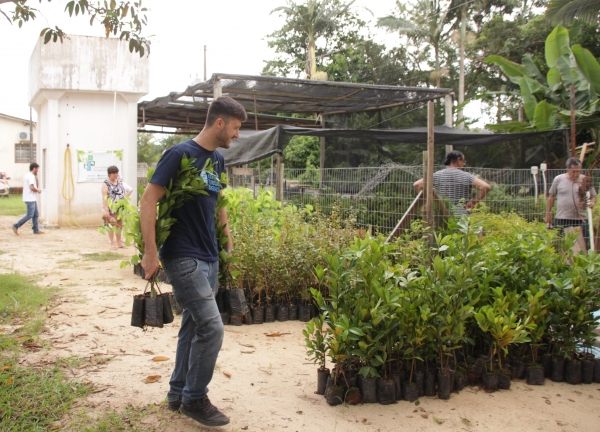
[0,274,54,325]
[0,251,7,255]
[82,252,123,262]
[0,194,26,216]
[0,364,93,431]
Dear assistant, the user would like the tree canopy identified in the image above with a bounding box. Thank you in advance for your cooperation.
[0,0,150,56]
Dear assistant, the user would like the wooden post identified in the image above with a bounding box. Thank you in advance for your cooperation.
[570,85,576,157]
[518,105,525,167]
[213,79,222,99]
[444,95,453,154]
[319,114,326,188]
[276,153,282,201]
[423,150,429,222]
[426,101,435,230]
[203,45,207,81]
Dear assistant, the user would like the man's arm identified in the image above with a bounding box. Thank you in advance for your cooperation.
[217,191,232,253]
[140,183,166,280]
[466,178,491,209]
[29,178,41,194]
[545,194,555,225]
[413,178,424,193]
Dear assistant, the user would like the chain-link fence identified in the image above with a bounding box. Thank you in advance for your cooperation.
[281,166,600,234]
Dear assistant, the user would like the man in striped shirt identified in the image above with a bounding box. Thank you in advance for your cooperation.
[413,151,491,216]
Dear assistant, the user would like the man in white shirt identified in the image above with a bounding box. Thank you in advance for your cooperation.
[12,163,43,235]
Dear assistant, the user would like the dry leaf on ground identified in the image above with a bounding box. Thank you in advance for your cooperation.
[265,332,291,337]
[6,378,14,385]
[152,356,169,362]
[223,371,232,378]
[241,350,255,354]
[23,342,41,348]
[0,365,11,371]
[144,375,161,384]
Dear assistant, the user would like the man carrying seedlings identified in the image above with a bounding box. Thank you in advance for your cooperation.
[413,150,491,216]
[545,157,596,248]
[140,97,247,427]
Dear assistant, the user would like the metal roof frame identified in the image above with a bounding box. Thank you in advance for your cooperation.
[138,73,454,131]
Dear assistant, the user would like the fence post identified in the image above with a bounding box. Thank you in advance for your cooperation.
[276,153,283,201]
[444,95,453,154]
[319,114,326,188]
[426,101,435,232]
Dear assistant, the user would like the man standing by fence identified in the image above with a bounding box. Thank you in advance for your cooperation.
[413,151,491,216]
[545,157,596,248]
[12,163,43,235]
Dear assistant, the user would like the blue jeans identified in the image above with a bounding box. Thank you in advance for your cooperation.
[14,201,39,233]
[162,257,223,404]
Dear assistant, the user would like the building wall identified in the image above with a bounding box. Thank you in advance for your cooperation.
[29,35,148,227]
[0,115,37,190]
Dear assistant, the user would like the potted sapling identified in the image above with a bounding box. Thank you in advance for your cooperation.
[303,314,330,395]
[475,288,531,392]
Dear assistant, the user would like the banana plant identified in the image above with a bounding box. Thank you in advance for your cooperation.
[484,23,600,141]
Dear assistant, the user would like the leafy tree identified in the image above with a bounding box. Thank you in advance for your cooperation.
[377,0,454,88]
[137,133,160,165]
[546,0,600,26]
[265,0,364,79]
[283,135,320,169]
[0,0,150,56]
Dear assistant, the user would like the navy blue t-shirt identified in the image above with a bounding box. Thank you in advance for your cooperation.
[150,139,225,262]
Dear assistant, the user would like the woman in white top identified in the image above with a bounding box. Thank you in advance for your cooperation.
[102,165,133,249]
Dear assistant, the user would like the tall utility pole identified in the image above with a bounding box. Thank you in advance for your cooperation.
[456,5,467,130]
[204,45,207,81]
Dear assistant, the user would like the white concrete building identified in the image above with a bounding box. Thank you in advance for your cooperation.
[29,35,149,227]
[0,113,37,191]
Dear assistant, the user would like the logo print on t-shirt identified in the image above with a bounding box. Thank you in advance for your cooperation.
[201,171,221,193]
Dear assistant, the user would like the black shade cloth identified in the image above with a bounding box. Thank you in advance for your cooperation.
[219,125,561,167]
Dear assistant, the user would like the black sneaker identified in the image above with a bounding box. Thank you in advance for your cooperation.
[180,397,230,427]
[167,395,182,412]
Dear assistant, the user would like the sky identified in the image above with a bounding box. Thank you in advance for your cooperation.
[0,0,481,123]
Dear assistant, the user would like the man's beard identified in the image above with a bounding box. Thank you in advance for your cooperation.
[217,130,230,148]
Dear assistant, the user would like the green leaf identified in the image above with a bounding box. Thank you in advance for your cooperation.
[572,45,600,95]
[522,54,546,85]
[533,100,557,131]
[484,56,528,78]
[485,121,530,133]
[547,66,561,87]
[519,77,543,121]
[545,26,570,68]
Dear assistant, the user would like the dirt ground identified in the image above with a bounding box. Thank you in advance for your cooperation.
[1,216,600,432]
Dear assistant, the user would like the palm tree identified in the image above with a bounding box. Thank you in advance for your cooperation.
[271,0,356,79]
[377,0,454,88]
[546,0,600,26]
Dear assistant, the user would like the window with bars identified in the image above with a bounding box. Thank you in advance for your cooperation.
[15,143,37,163]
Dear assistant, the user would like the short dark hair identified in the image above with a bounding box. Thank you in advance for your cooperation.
[443,150,464,166]
[566,157,581,169]
[206,97,248,127]
[107,165,119,175]
[29,162,39,171]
